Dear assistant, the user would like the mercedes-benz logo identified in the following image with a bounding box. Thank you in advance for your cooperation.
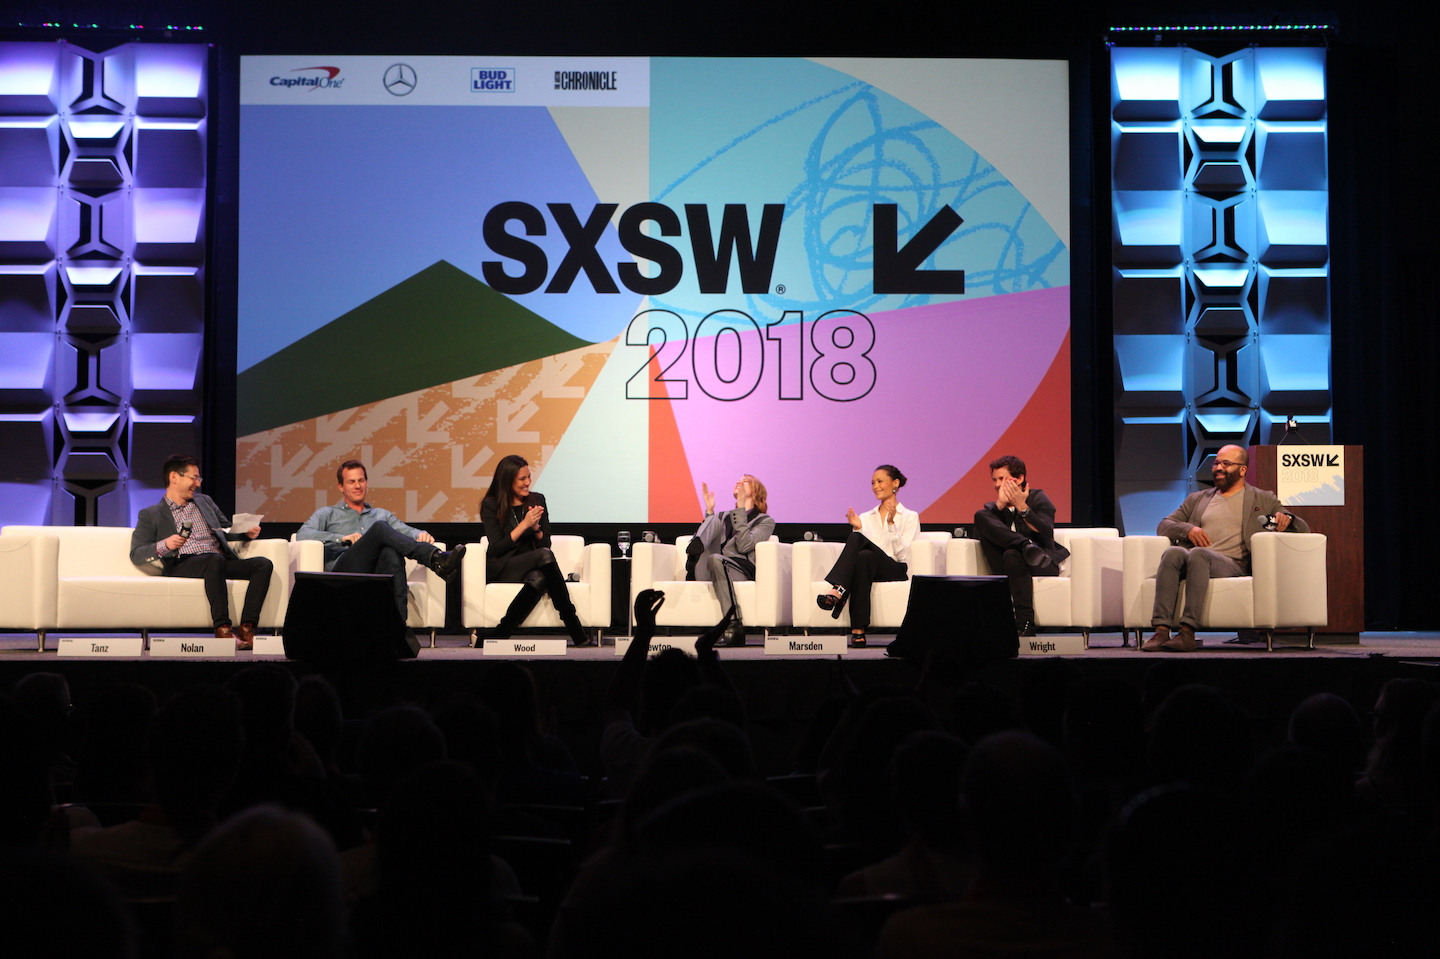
[384,63,417,97]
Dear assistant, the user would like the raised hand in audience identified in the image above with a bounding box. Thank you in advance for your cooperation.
[694,605,738,657]
[634,589,665,642]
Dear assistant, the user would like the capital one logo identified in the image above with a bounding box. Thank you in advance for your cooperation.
[270,66,344,90]
[481,202,965,296]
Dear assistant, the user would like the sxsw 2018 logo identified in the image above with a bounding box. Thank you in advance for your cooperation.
[1280,453,1340,468]
[481,202,966,296]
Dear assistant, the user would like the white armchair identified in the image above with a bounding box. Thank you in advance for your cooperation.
[462,535,611,637]
[289,537,448,644]
[946,528,1123,646]
[1122,533,1328,651]
[628,536,792,638]
[0,525,290,651]
[791,532,948,631]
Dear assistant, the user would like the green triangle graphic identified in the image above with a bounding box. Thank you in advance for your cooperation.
[236,261,591,436]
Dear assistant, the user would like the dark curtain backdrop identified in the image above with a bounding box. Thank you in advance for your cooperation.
[1329,26,1436,628]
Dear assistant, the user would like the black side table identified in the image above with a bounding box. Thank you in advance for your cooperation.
[610,556,632,636]
[887,575,1016,668]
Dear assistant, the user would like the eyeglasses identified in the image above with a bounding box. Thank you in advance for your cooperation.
[1213,460,1242,469]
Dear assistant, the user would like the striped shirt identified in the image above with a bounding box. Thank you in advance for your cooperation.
[156,497,221,558]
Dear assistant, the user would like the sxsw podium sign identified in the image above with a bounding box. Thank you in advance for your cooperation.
[1277,446,1344,506]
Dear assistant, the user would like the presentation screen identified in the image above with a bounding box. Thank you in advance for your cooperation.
[237,56,1070,524]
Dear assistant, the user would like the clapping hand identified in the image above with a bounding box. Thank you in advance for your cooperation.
[846,507,862,530]
[523,504,545,530]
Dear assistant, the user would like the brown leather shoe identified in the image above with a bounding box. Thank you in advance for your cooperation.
[215,624,235,639]
[235,623,256,651]
[1141,625,1170,651]
[1161,624,1197,652]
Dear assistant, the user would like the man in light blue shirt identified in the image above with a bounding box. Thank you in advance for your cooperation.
[298,460,464,623]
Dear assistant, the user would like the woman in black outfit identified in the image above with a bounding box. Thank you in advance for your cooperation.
[479,454,591,646]
[815,464,919,648]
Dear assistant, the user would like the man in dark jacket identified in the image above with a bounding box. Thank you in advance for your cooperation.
[130,454,272,649]
[973,455,1068,637]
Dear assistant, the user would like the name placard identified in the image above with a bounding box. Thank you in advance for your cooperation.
[764,635,847,656]
[1020,634,1087,655]
[56,637,145,658]
[149,636,237,658]
[251,635,287,656]
[483,638,569,656]
[613,636,698,657]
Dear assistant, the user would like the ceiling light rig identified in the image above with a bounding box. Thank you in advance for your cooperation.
[1106,23,1335,47]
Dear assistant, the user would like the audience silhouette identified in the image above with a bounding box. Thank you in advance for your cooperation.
[5,600,1440,958]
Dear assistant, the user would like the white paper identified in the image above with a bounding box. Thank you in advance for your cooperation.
[228,513,264,534]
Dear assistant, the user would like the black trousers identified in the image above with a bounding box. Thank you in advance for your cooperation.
[823,530,907,630]
[972,509,1059,625]
[168,551,273,627]
[489,547,578,619]
[333,523,435,620]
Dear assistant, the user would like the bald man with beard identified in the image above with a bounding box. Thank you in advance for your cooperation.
[1143,444,1307,652]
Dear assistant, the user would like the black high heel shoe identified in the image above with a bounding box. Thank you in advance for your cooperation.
[816,587,844,611]
[848,631,867,648]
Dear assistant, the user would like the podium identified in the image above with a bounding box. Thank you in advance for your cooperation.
[1248,444,1363,637]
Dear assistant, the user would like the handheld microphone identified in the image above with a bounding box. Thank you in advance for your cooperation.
[178,521,193,539]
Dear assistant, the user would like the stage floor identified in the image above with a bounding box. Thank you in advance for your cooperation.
[3,629,1439,663]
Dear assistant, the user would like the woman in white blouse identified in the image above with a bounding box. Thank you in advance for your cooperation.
[816,465,919,647]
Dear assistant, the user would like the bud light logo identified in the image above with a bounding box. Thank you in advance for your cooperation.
[471,68,516,92]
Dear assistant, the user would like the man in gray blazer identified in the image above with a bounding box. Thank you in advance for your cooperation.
[692,474,775,646]
[1143,444,1308,652]
[130,454,272,649]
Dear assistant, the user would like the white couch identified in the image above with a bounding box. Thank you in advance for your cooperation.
[461,535,611,638]
[947,528,1123,646]
[629,536,792,638]
[289,538,449,644]
[1122,532,1329,651]
[0,525,290,651]
[791,532,949,631]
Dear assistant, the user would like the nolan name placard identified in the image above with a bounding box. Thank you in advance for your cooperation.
[149,636,236,658]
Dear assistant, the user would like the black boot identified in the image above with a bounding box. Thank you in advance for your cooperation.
[716,619,747,647]
[540,561,592,646]
[423,543,466,581]
[484,584,543,640]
